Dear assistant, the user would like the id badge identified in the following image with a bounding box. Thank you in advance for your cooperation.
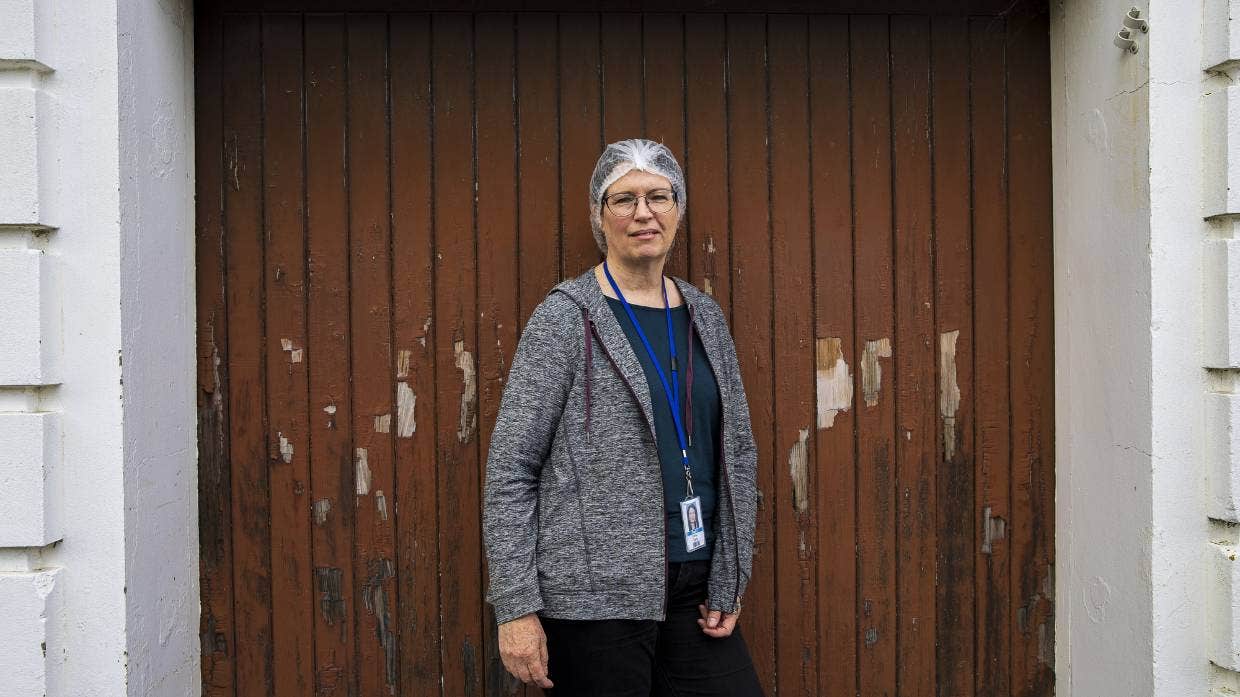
[680,496,706,553]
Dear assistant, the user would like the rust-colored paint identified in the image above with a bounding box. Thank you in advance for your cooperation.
[196,7,1055,696]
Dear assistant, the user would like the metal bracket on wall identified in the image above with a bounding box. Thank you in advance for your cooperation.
[1114,7,1148,54]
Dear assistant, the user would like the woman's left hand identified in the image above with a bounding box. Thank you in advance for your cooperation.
[697,601,741,638]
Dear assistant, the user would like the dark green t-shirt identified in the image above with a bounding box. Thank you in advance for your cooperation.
[605,295,721,562]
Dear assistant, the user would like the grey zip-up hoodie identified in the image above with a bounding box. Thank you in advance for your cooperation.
[483,267,759,625]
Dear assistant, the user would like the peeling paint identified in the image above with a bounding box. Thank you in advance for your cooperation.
[277,432,293,464]
[865,628,878,647]
[355,448,371,496]
[396,349,411,379]
[702,236,717,297]
[419,316,432,348]
[362,559,398,691]
[455,339,477,443]
[374,413,391,434]
[323,403,337,430]
[860,338,892,407]
[788,428,810,513]
[981,506,1006,554]
[397,382,416,438]
[312,498,331,526]
[280,337,303,363]
[939,330,961,460]
[815,337,853,429]
[376,491,388,521]
[314,567,345,625]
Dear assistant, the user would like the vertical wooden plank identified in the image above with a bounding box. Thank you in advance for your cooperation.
[389,12,441,697]
[196,7,236,694]
[768,13,817,697]
[889,15,936,697]
[684,14,730,308]
[346,14,399,695]
[848,15,896,697]
[600,13,643,143]
[1006,9,1055,696]
[304,15,357,695]
[222,14,274,697]
[475,12,525,697]
[433,13,485,696]
[559,12,603,278]
[643,13,688,281]
[808,14,857,697]
[516,13,560,325]
[260,15,314,696]
[725,14,776,695]
[969,17,1012,697]
[929,16,976,697]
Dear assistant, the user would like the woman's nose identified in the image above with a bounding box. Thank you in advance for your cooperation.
[633,197,655,220]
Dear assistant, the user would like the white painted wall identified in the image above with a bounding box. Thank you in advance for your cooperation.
[0,0,198,694]
[1051,0,1155,695]
[1148,1,1210,695]
[116,0,198,694]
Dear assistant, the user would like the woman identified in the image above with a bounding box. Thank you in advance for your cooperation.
[483,139,762,696]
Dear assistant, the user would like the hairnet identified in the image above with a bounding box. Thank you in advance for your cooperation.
[588,139,687,254]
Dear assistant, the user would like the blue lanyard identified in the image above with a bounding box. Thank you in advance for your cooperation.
[602,261,694,494]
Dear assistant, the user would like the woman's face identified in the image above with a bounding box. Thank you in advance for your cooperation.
[600,169,681,265]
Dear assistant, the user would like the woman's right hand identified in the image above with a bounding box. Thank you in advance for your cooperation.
[498,613,554,688]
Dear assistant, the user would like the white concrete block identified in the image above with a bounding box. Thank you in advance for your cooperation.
[0,568,61,697]
[1209,392,1240,521]
[0,249,60,384]
[0,86,40,224]
[0,412,62,546]
[1205,86,1240,219]
[1205,0,1240,70]
[1206,239,1240,368]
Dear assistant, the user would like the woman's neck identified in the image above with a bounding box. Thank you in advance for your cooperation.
[605,255,665,292]
[597,254,671,306]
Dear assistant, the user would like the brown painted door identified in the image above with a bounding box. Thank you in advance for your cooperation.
[195,4,1054,696]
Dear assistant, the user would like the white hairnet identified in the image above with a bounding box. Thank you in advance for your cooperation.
[589,139,687,254]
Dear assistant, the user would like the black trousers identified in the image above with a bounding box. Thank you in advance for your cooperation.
[541,560,764,697]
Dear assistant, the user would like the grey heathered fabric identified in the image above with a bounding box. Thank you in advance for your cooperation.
[483,267,759,625]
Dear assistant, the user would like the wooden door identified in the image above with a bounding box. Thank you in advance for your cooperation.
[195,3,1054,696]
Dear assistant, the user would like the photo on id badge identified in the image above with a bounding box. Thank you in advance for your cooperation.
[680,496,706,552]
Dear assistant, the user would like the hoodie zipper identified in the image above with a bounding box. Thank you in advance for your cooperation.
[588,318,670,618]
[687,301,742,612]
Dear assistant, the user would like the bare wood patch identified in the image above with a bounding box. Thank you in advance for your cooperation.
[703,235,717,296]
[815,337,853,429]
[314,566,345,625]
[455,339,477,443]
[362,558,398,690]
[981,505,1006,554]
[375,490,388,521]
[373,413,391,434]
[354,447,371,496]
[396,349,412,379]
[312,498,331,526]
[396,382,416,438]
[860,337,892,407]
[277,432,293,463]
[788,428,811,513]
[280,337,303,364]
[939,330,962,459]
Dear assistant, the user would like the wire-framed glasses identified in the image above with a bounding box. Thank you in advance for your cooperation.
[602,188,678,218]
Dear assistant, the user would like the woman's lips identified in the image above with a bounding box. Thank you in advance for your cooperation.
[629,228,660,239]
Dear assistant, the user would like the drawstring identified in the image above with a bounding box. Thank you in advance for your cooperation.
[582,306,592,441]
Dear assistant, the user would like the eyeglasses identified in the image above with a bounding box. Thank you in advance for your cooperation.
[602,188,678,218]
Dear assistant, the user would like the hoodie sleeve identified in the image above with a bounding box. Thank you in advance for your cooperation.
[483,294,576,625]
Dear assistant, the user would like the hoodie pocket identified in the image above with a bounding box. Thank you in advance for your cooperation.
[536,434,594,592]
